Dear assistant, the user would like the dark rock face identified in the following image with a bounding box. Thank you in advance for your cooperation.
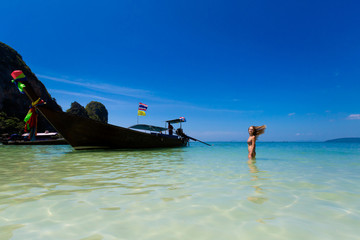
[0,112,23,135]
[0,42,62,132]
[67,101,89,118]
[65,101,109,124]
[85,101,108,124]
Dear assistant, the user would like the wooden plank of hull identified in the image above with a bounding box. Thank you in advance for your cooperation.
[21,80,188,150]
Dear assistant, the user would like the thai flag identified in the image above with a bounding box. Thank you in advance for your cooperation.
[138,103,148,111]
[179,117,186,122]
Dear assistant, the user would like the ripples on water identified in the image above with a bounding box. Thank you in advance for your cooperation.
[0,143,359,239]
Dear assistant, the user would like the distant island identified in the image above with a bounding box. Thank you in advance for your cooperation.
[325,138,360,143]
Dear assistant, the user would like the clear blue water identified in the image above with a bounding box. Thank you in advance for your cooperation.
[0,142,359,239]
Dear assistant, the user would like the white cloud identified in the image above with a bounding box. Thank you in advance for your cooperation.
[295,132,313,136]
[39,74,262,114]
[153,103,263,114]
[288,112,296,116]
[49,89,129,104]
[347,114,360,120]
[38,74,189,104]
[37,74,151,99]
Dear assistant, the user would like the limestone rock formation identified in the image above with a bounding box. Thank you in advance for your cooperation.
[0,42,62,132]
[85,101,108,124]
[67,101,89,118]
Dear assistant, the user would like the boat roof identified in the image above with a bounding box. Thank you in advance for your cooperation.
[129,124,168,132]
[166,117,186,124]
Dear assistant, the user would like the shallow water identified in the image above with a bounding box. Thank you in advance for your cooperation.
[0,142,359,239]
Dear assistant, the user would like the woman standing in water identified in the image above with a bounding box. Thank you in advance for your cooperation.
[248,125,266,159]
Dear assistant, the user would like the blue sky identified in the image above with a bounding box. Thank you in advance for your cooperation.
[2,0,360,141]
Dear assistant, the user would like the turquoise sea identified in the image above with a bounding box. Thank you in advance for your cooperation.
[0,142,359,240]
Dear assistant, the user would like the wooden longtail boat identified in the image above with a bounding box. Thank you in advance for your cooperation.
[2,138,68,146]
[13,71,189,150]
[1,132,68,146]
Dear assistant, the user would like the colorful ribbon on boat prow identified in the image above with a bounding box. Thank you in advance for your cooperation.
[31,98,45,107]
[11,70,27,93]
[24,98,45,136]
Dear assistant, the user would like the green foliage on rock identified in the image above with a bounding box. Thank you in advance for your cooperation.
[66,101,89,118]
[65,101,108,124]
[0,111,23,135]
[85,101,108,123]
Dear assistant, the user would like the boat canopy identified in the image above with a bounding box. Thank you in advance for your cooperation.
[166,117,186,124]
[129,124,168,132]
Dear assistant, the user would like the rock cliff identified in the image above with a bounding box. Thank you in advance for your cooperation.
[0,42,62,132]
